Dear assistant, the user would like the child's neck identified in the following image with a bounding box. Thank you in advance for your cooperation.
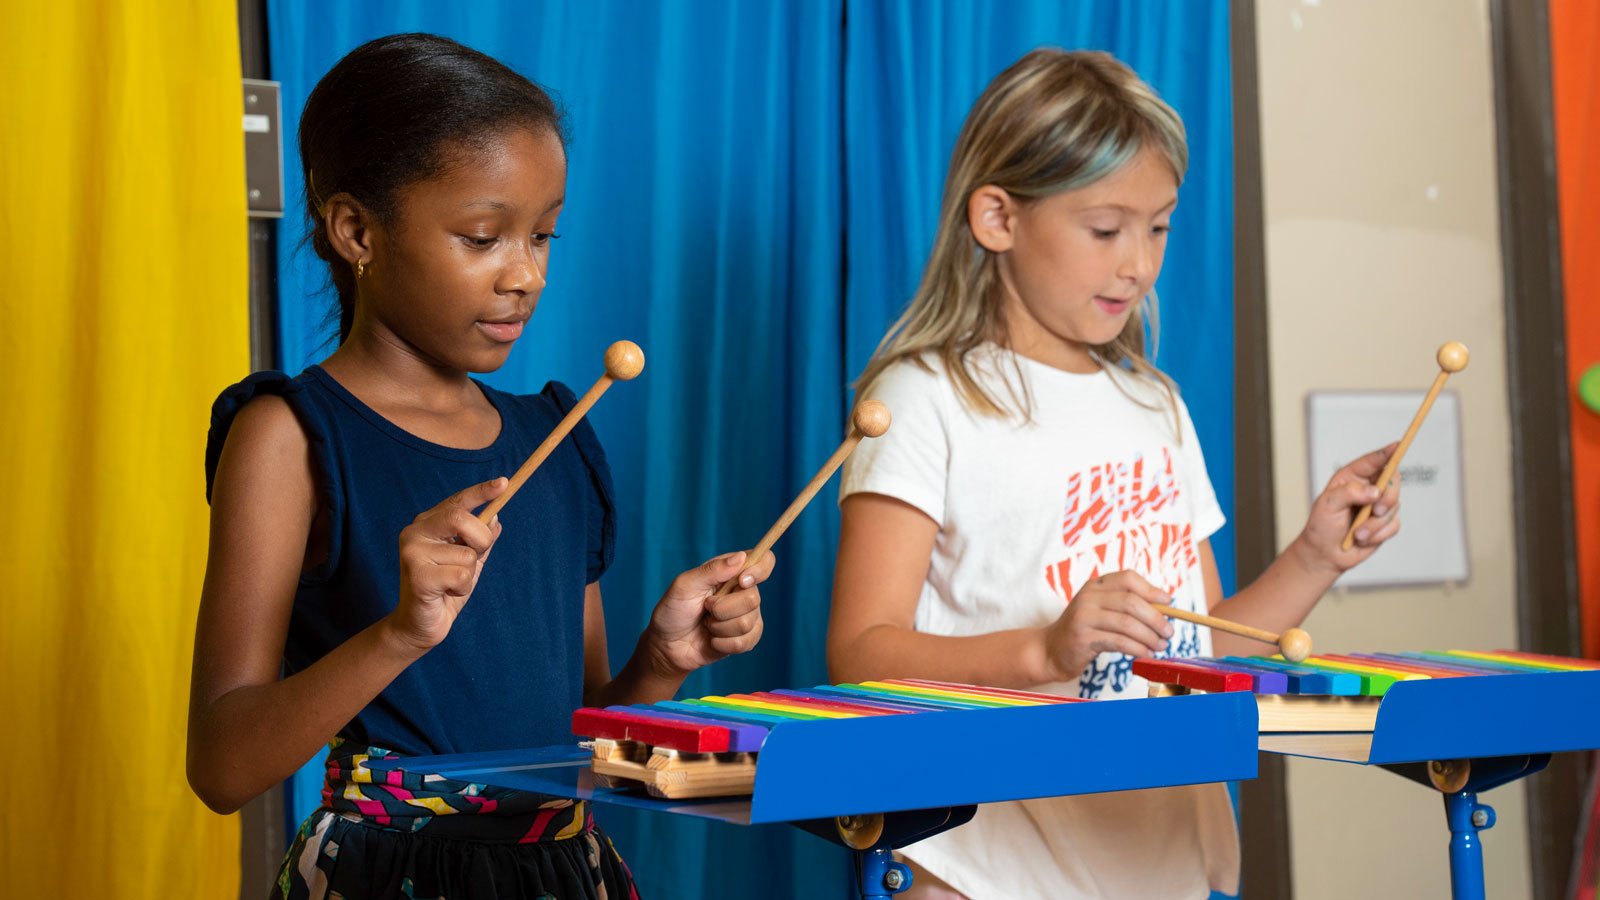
[1004,325,1101,375]
[995,278,1102,375]
[318,329,503,450]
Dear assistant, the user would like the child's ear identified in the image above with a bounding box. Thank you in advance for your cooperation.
[324,192,377,268]
[967,185,1017,253]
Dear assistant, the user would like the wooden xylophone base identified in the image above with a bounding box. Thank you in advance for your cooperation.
[1149,682,1381,731]
[589,738,758,799]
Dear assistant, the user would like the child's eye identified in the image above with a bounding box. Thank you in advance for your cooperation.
[1153,224,1172,236]
[532,232,562,247]
[461,235,498,249]
[1091,228,1120,240]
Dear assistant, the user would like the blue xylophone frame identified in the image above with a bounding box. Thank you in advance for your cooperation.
[1258,669,1600,900]
[372,690,1258,899]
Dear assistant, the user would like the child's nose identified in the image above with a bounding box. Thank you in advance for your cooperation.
[1120,236,1157,284]
[497,244,547,294]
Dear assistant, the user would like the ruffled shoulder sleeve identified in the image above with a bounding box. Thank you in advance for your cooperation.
[204,370,344,584]
[207,371,293,500]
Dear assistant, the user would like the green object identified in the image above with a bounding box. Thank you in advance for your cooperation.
[1580,364,1600,415]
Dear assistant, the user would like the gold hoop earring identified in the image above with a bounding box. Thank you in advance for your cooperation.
[356,258,367,280]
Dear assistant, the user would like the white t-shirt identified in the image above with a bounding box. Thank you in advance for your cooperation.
[840,345,1240,899]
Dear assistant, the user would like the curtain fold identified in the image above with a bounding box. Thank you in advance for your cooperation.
[0,2,249,896]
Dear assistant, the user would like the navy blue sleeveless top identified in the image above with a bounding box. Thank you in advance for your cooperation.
[205,366,616,757]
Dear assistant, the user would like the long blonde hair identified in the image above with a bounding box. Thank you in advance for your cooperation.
[856,49,1188,428]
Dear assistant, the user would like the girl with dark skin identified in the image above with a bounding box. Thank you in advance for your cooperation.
[190,34,767,898]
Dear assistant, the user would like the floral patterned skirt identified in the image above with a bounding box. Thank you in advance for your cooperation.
[274,741,639,900]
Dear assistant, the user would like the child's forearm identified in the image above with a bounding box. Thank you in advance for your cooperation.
[583,634,689,708]
[186,616,422,815]
[1207,537,1340,658]
[828,623,1057,689]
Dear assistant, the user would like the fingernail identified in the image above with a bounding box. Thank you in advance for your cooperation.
[491,515,500,527]
[1373,503,1388,517]
[724,553,742,566]
[1356,528,1370,542]
[1164,626,1174,639]
[740,574,754,588]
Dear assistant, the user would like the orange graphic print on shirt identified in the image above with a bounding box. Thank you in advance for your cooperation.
[1043,448,1202,697]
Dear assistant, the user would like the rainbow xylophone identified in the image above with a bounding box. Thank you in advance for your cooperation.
[383,680,1255,824]
[1134,649,1600,732]
[374,682,1256,900]
[1133,649,1600,900]
[571,679,1081,799]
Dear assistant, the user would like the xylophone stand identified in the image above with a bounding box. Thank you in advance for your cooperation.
[1442,787,1495,900]
[794,806,977,899]
[1384,754,1550,900]
[856,847,910,899]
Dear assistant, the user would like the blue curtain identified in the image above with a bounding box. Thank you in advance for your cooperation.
[265,2,1234,897]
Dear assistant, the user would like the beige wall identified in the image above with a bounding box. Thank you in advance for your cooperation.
[1254,0,1528,897]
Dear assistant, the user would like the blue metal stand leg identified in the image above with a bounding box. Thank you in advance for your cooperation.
[855,847,912,899]
[1387,756,1542,900]
[1442,790,1495,900]
[800,807,969,899]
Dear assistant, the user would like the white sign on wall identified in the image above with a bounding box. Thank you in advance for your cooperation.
[1305,391,1469,589]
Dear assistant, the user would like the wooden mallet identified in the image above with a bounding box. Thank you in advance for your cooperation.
[477,340,645,524]
[714,401,893,594]
[1151,602,1313,663]
[1340,341,1469,551]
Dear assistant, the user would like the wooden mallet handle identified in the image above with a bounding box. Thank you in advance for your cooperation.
[714,401,892,595]
[1340,341,1469,550]
[1151,602,1313,663]
[477,341,645,524]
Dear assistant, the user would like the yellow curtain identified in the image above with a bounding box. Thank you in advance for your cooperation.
[0,2,247,896]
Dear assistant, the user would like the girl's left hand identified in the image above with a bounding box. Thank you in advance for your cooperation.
[1293,442,1403,574]
[645,550,774,676]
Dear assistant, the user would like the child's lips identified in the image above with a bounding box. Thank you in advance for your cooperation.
[476,319,526,342]
[1094,296,1133,314]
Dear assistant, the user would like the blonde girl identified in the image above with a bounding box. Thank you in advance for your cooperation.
[830,49,1400,899]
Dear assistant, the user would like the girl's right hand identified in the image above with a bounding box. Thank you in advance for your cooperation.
[386,476,508,657]
[1041,570,1174,682]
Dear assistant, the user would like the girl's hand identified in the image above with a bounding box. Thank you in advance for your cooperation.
[386,477,508,657]
[1042,570,1173,682]
[644,551,775,677]
[1292,443,1402,575]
